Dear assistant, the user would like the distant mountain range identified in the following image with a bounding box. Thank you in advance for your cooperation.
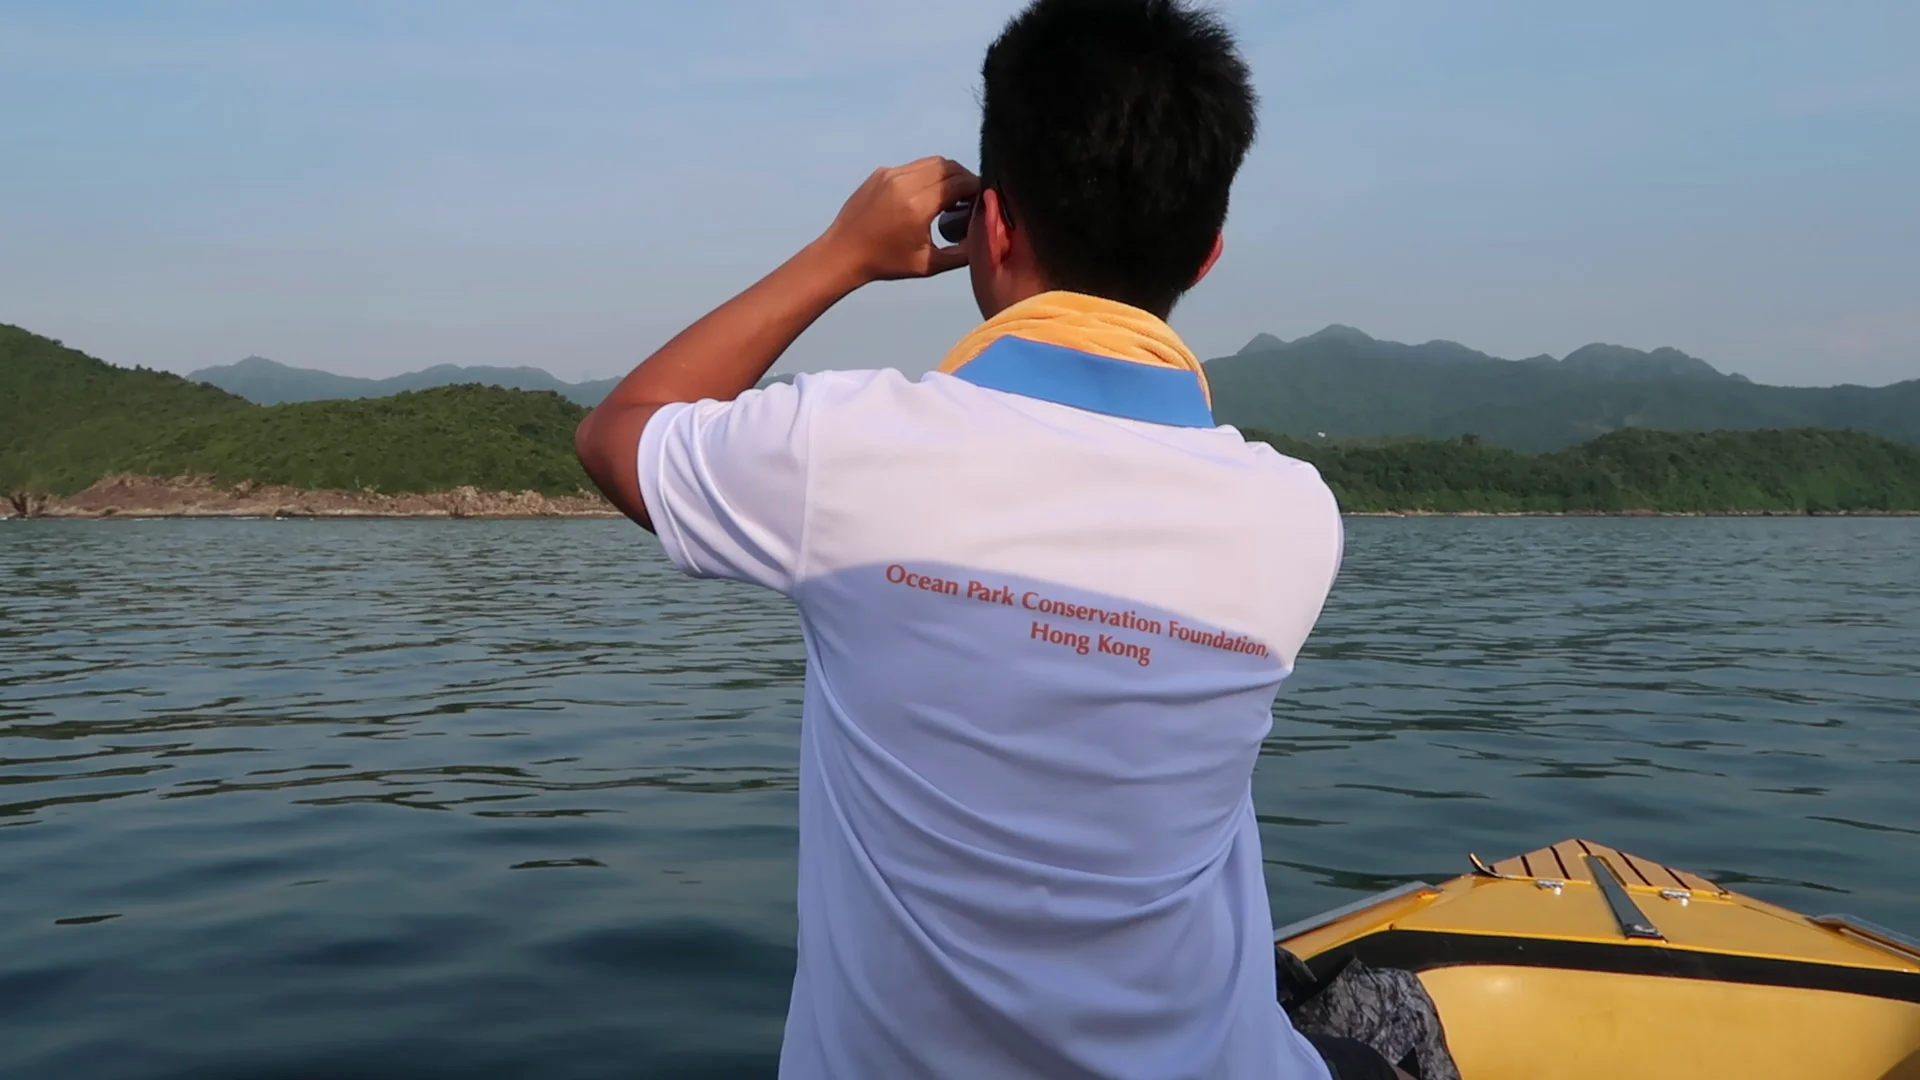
[1232,326,1737,382]
[186,356,796,408]
[184,329,1917,453]
[187,356,623,408]
[1207,326,1918,451]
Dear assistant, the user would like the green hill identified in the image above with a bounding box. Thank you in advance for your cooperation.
[8,322,1919,514]
[1208,327,1920,452]
[2,324,591,497]
[1254,428,1920,514]
[118,386,588,495]
[1,325,253,494]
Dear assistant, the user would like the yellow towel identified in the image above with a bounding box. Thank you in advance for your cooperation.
[937,291,1212,406]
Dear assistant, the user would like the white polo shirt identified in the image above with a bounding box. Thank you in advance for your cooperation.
[636,345,1342,1080]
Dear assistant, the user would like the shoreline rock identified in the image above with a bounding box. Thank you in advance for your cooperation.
[12,475,621,520]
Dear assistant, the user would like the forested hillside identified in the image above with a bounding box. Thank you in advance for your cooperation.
[2,324,590,498]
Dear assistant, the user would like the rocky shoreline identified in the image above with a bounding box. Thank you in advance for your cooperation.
[5,476,1915,521]
[1346,508,1920,518]
[6,476,621,520]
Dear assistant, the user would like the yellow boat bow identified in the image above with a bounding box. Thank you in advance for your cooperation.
[1276,839,1920,1079]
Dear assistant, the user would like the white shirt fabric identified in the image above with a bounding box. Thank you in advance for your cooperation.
[636,366,1342,1080]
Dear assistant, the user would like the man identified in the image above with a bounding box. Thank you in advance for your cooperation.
[577,1,1369,1075]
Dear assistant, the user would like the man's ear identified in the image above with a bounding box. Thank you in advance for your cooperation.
[979,188,1016,269]
[1191,232,1225,286]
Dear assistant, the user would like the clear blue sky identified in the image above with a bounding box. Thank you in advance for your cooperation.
[3,0,1915,387]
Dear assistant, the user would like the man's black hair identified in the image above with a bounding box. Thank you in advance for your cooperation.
[980,0,1258,317]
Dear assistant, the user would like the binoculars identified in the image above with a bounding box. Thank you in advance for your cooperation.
[936,200,974,245]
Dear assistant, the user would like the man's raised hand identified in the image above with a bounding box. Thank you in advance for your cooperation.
[820,157,981,284]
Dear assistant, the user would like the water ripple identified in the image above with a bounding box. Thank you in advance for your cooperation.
[1,517,1916,1078]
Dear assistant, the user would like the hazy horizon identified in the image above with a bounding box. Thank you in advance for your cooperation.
[4,1,1915,389]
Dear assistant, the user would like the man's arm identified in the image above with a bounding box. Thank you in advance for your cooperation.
[575,156,979,529]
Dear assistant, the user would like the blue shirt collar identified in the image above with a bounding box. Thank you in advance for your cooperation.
[941,336,1215,428]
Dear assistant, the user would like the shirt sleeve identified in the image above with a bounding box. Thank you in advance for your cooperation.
[634,379,812,595]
